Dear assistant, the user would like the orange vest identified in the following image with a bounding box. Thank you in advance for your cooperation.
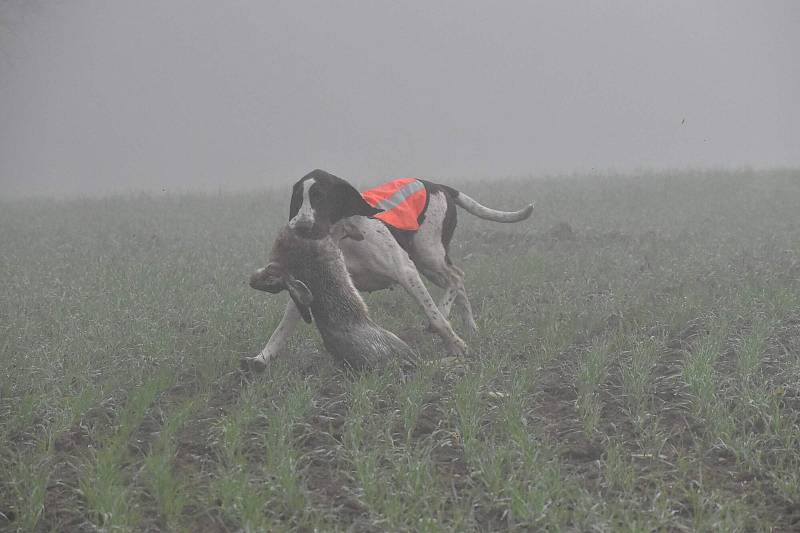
[361,178,427,231]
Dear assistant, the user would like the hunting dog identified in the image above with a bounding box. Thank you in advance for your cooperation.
[242,169,533,371]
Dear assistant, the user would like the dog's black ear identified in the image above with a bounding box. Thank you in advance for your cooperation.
[330,181,382,222]
[286,277,313,323]
[289,180,303,221]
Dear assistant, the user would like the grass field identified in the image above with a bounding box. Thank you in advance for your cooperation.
[2,169,800,531]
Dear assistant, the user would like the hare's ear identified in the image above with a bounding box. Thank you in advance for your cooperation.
[286,277,313,323]
[331,220,365,242]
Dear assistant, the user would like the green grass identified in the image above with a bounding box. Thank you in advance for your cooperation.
[2,169,800,530]
[576,341,609,436]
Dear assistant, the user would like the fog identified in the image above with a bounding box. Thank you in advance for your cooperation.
[1,1,798,197]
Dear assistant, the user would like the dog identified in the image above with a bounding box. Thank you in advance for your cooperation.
[242,169,533,371]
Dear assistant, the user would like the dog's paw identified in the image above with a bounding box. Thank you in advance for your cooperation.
[447,336,468,357]
[240,356,267,373]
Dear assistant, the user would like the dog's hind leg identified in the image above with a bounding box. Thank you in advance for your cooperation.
[395,262,468,356]
[421,263,478,334]
[448,264,478,334]
[241,299,301,372]
[409,190,477,334]
[339,218,468,356]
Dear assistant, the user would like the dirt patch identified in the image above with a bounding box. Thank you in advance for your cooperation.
[173,379,239,475]
[53,424,93,453]
[305,464,366,520]
[413,396,447,440]
[666,317,709,351]
[40,431,96,532]
[38,399,117,532]
[182,504,228,533]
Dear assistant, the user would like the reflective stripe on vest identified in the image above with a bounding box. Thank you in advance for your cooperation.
[361,178,428,231]
[372,179,425,212]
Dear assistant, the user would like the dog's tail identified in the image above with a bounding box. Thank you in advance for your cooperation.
[452,189,533,223]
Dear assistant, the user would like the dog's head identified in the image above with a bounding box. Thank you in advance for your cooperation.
[288,169,381,238]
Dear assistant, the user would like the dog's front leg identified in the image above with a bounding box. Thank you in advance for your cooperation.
[240,299,301,372]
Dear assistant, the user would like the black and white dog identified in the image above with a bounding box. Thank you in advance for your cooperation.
[243,169,533,370]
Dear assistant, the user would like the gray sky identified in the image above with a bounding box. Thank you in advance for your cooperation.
[1,1,798,196]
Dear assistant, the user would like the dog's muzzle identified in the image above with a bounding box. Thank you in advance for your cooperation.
[288,216,314,230]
